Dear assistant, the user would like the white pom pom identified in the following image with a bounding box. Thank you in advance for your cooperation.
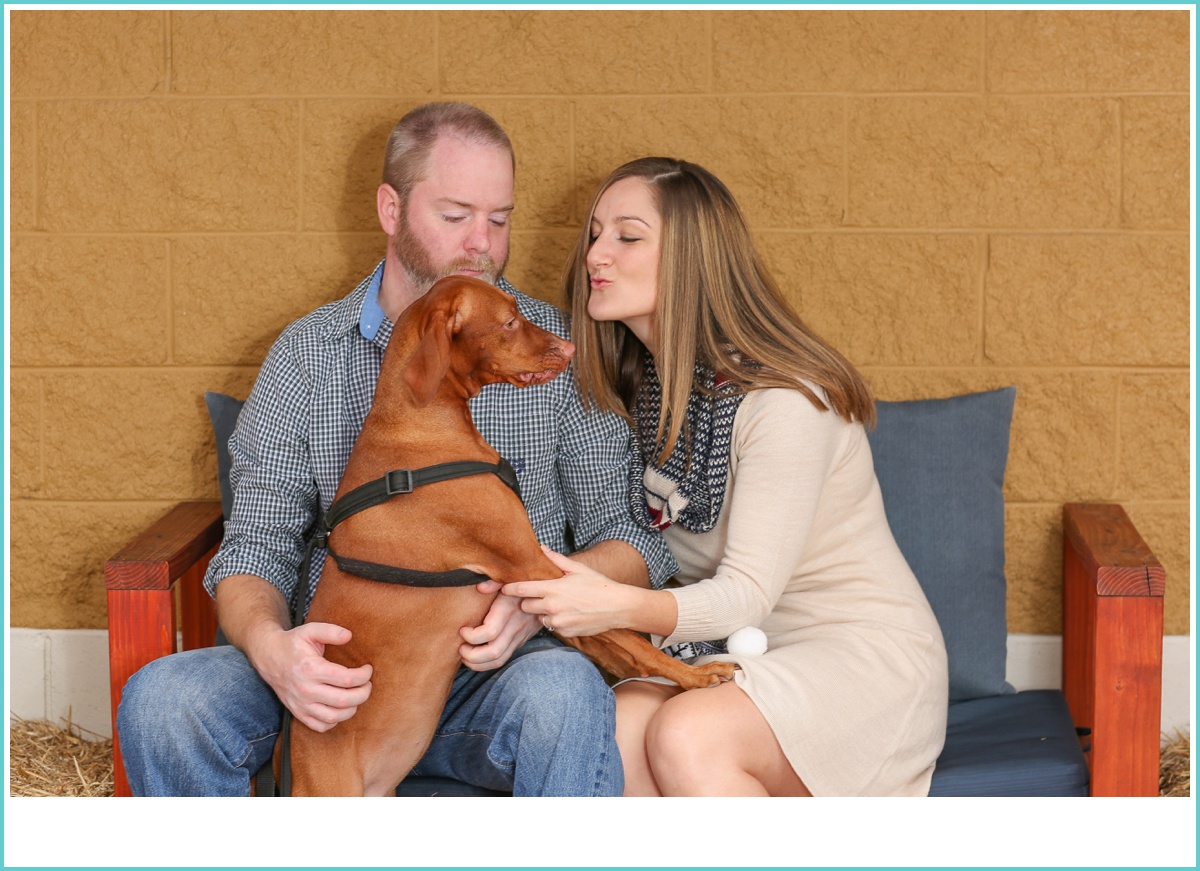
[726,626,768,656]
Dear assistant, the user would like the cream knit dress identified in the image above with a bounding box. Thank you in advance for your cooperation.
[653,387,948,796]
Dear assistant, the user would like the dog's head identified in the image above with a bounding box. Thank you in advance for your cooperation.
[402,276,575,406]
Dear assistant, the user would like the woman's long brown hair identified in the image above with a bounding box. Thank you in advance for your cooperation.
[563,157,875,464]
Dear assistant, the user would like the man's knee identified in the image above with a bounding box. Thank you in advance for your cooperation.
[117,646,269,738]
[117,654,189,735]
[502,647,614,729]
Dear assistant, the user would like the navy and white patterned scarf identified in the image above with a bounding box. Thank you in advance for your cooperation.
[630,351,747,660]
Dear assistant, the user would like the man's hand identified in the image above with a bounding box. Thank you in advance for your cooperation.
[458,581,543,672]
[215,574,372,733]
[247,622,373,734]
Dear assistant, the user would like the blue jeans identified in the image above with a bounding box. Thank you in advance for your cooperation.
[116,635,622,796]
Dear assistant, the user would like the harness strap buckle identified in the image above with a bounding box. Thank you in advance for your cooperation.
[385,469,415,495]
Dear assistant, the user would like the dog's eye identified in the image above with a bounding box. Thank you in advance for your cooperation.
[504,318,517,330]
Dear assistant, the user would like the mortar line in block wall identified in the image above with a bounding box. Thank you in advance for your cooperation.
[1002,499,1190,511]
[15,228,1188,241]
[20,500,224,510]
[9,365,265,377]
[980,10,988,96]
[165,238,174,364]
[1116,97,1126,227]
[568,101,576,226]
[705,11,713,93]
[846,90,1187,99]
[841,97,849,226]
[982,91,1189,99]
[38,376,46,491]
[8,90,1188,104]
[6,231,389,240]
[1112,375,1124,498]
[748,228,1190,238]
[298,100,306,234]
[978,233,989,366]
[163,11,172,96]
[858,363,1191,377]
[31,102,38,229]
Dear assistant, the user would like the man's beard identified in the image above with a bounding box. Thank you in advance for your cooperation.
[394,209,506,295]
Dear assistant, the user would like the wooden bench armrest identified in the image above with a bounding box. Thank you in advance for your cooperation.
[1061,502,1165,796]
[104,501,225,591]
[105,500,224,796]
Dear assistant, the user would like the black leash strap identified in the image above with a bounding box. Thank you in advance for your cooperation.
[260,457,521,797]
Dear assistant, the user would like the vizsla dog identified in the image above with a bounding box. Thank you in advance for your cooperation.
[283,275,734,796]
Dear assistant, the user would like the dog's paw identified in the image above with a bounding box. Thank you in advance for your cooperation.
[684,661,737,688]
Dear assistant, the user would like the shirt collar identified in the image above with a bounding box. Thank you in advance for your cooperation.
[356,264,526,348]
[359,261,388,343]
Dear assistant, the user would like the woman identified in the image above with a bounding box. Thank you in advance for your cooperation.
[504,157,948,796]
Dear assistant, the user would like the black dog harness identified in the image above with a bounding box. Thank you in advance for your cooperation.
[312,459,521,596]
[263,457,522,797]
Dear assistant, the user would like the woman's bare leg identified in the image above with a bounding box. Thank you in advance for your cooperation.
[613,681,682,796]
[645,681,811,797]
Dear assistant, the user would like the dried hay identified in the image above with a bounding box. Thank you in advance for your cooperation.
[1159,728,1191,798]
[5,714,1192,797]
[9,713,113,797]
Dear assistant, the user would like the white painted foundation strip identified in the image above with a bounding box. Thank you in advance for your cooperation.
[6,627,1193,741]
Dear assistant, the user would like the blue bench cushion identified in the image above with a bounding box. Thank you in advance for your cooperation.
[205,391,245,520]
[868,388,1017,702]
[930,690,1088,797]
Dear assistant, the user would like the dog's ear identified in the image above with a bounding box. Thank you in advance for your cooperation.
[403,308,453,407]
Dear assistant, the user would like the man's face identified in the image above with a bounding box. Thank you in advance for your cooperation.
[393,135,514,295]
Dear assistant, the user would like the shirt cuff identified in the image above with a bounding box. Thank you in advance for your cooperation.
[203,545,301,606]
[594,524,678,589]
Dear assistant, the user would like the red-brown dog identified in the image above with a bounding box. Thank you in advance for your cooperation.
[284,275,733,796]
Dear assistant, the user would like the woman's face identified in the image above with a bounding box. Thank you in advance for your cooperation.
[585,176,662,350]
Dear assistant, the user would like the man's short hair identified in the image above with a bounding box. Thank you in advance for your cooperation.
[382,102,514,202]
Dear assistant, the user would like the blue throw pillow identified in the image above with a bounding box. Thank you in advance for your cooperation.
[867,387,1017,702]
[204,391,245,520]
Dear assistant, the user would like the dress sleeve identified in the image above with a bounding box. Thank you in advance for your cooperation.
[202,332,320,607]
[660,388,849,645]
[552,366,679,588]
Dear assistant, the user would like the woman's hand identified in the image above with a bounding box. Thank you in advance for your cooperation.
[502,547,650,638]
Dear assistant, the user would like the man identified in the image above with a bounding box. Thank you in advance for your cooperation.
[117,102,675,796]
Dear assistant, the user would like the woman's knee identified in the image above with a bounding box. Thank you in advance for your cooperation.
[644,700,705,769]
[614,683,678,746]
[642,692,738,790]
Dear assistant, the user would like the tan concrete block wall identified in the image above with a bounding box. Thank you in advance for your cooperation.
[9,10,1190,636]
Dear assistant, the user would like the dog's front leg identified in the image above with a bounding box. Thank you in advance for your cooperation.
[561,629,736,689]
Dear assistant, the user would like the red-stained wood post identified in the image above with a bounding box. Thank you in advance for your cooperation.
[104,501,224,796]
[1062,503,1165,797]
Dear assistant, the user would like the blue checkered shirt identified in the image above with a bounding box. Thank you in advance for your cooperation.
[203,261,677,617]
